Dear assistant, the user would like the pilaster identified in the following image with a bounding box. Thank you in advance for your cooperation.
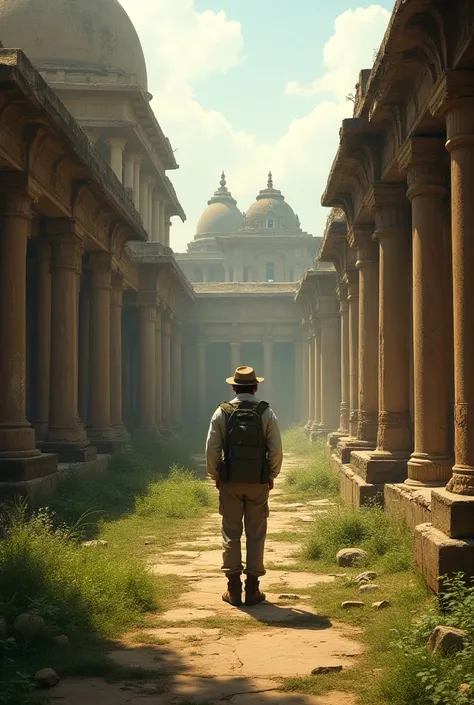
[110,272,130,444]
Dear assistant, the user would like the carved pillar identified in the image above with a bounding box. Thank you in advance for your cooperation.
[78,274,90,426]
[338,283,350,435]
[133,156,141,210]
[164,216,171,249]
[399,139,452,484]
[171,320,183,425]
[162,312,172,425]
[137,295,156,433]
[108,138,126,182]
[319,304,341,433]
[0,192,57,478]
[439,84,474,494]
[139,176,150,232]
[123,151,135,191]
[301,324,309,424]
[147,186,154,240]
[110,273,129,442]
[35,240,52,440]
[45,220,94,461]
[155,307,163,426]
[88,253,114,446]
[346,268,359,438]
[197,340,207,420]
[355,229,379,445]
[306,328,315,432]
[370,185,412,459]
[152,198,161,244]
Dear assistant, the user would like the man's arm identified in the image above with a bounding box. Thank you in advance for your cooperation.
[205,408,225,482]
[266,410,283,480]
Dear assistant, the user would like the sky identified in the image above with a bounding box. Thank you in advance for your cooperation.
[119,0,395,252]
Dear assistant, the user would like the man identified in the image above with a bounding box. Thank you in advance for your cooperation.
[206,365,283,607]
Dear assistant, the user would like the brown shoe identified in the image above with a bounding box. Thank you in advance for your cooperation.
[222,573,242,607]
[245,575,266,606]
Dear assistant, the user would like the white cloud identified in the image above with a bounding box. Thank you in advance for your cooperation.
[119,0,391,252]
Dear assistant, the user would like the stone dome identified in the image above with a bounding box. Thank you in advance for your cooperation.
[242,173,301,233]
[195,173,243,239]
[0,0,148,90]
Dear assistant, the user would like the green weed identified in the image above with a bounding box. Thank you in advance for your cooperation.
[136,466,212,519]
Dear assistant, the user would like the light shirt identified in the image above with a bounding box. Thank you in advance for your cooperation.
[205,393,283,481]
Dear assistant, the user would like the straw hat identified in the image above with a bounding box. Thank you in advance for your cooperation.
[226,366,264,386]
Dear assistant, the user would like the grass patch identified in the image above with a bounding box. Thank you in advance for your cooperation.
[304,503,413,572]
[136,466,212,519]
[283,428,339,499]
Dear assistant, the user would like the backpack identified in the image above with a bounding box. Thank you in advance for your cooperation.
[218,400,270,484]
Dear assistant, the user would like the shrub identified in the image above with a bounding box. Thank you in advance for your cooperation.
[304,504,412,571]
[284,432,339,498]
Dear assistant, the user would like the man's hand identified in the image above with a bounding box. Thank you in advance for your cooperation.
[216,479,220,490]
[268,478,274,491]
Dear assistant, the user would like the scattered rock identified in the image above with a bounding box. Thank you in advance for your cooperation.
[341,601,365,609]
[35,668,60,688]
[355,571,377,584]
[311,665,343,675]
[278,594,300,601]
[459,684,471,696]
[54,635,70,646]
[136,684,163,695]
[13,613,46,637]
[428,626,468,656]
[336,548,368,568]
[359,584,379,594]
[0,617,7,638]
[82,540,108,548]
[372,601,391,610]
[143,536,158,546]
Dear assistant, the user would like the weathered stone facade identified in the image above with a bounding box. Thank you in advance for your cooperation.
[307,0,474,592]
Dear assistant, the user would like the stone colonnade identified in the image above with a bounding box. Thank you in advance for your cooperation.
[106,137,170,247]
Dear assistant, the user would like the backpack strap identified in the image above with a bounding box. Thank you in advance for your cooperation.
[219,401,238,460]
[255,401,269,417]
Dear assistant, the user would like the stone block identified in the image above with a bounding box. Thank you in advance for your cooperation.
[384,483,432,532]
[39,441,97,463]
[0,452,57,482]
[350,451,409,484]
[414,523,474,593]
[339,461,384,508]
[427,626,467,656]
[431,489,474,539]
[337,439,374,464]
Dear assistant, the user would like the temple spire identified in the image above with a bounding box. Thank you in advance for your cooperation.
[220,171,226,189]
[267,171,273,189]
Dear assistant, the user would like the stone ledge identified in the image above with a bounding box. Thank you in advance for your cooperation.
[431,489,474,539]
[414,523,474,593]
[336,439,375,464]
[0,455,110,502]
[351,450,409,484]
[329,453,383,508]
[384,483,433,532]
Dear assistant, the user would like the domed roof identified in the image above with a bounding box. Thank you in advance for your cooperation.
[0,0,148,90]
[242,173,301,233]
[195,173,243,239]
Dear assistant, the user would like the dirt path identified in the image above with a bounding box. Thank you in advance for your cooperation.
[51,455,360,705]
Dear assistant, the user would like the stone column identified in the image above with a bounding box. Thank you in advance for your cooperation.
[152,198,161,244]
[162,312,172,425]
[45,221,94,461]
[0,192,56,479]
[164,215,171,248]
[110,273,129,442]
[346,268,359,437]
[370,185,412,461]
[439,86,474,494]
[35,240,52,440]
[197,340,207,421]
[155,307,163,427]
[123,151,135,191]
[263,339,273,402]
[88,253,115,449]
[355,229,379,445]
[78,274,90,426]
[171,320,183,425]
[133,156,141,210]
[319,306,341,433]
[338,283,350,435]
[230,341,240,372]
[108,138,126,182]
[399,139,452,484]
[301,324,310,424]
[306,329,315,433]
[137,295,156,434]
[147,187,154,239]
[311,325,322,438]
[140,177,150,232]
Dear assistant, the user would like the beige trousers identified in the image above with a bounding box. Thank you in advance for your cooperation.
[219,482,269,577]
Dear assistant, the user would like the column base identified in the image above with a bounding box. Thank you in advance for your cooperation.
[39,441,97,463]
[446,466,474,496]
[304,421,314,438]
[414,522,474,593]
[0,452,58,482]
[406,453,453,486]
[336,438,375,464]
[351,450,409,484]
[34,421,49,442]
[113,424,131,443]
[328,431,349,449]
[431,488,474,539]
[328,452,384,508]
[132,426,162,443]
